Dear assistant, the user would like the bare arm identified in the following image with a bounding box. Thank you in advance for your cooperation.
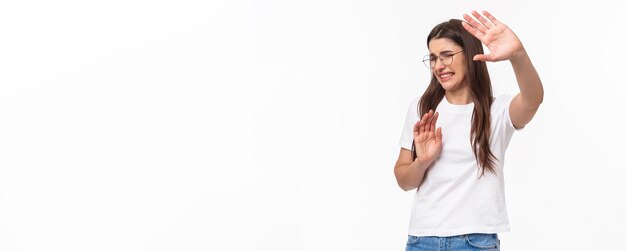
[394,149,432,191]
[509,50,543,128]
[462,10,544,128]
[394,110,442,191]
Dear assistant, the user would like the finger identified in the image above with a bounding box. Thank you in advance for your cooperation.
[414,119,425,136]
[430,112,439,132]
[424,110,433,132]
[436,127,442,143]
[461,21,485,40]
[462,14,487,34]
[472,10,494,29]
[419,112,430,134]
[482,10,502,27]
[415,120,422,136]
[473,53,496,62]
[420,110,430,121]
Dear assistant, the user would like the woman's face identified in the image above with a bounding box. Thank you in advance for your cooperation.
[427,38,468,92]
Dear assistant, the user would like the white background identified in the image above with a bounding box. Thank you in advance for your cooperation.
[1,0,625,250]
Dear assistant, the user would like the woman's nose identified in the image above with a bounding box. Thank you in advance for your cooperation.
[433,59,445,70]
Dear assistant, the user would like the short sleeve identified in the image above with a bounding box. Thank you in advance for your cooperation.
[490,94,522,154]
[489,94,522,159]
[496,94,524,132]
[399,97,420,150]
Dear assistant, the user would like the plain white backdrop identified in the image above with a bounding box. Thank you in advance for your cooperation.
[1,0,625,250]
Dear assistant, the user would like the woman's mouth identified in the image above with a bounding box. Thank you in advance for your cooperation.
[439,72,454,82]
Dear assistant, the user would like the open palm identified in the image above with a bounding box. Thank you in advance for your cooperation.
[413,110,442,165]
[461,10,524,62]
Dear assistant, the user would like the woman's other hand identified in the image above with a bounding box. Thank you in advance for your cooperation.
[413,110,443,165]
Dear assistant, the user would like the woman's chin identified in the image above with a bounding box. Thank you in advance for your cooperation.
[439,81,456,91]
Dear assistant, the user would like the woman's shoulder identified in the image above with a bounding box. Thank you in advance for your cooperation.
[401,96,422,123]
[404,95,421,111]
[409,95,421,106]
[492,94,514,108]
[491,94,516,119]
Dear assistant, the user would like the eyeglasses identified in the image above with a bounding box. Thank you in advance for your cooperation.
[422,50,464,69]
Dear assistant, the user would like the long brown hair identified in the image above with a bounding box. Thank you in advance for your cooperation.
[411,19,497,176]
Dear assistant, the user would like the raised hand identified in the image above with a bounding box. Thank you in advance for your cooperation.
[413,110,443,165]
[461,10,525,62]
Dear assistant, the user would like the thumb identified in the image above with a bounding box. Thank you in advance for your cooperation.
[436,127,442,142]
[473,54,494,61]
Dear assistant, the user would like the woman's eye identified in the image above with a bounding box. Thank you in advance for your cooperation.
[440,53,452,59]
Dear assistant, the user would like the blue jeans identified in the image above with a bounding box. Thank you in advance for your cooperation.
[405,233,500,251]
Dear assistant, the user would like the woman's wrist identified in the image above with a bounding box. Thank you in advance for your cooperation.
[414,156,434,170]
[509,47,529,65]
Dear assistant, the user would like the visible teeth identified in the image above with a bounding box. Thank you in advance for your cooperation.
[440,73,453,78]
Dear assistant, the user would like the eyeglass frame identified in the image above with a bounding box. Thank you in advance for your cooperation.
[422,50,464,69]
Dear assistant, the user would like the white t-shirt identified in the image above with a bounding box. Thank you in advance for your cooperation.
[399,94,520,237]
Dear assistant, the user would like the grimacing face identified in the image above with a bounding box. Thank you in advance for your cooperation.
[427,38,469,93]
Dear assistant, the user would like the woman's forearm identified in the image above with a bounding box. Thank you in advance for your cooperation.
[394,158,432,191]
[510,49,544,109]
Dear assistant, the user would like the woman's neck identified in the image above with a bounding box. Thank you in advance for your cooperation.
[444,88,472,105]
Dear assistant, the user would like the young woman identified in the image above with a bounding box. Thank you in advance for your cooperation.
[394,11,543,251]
